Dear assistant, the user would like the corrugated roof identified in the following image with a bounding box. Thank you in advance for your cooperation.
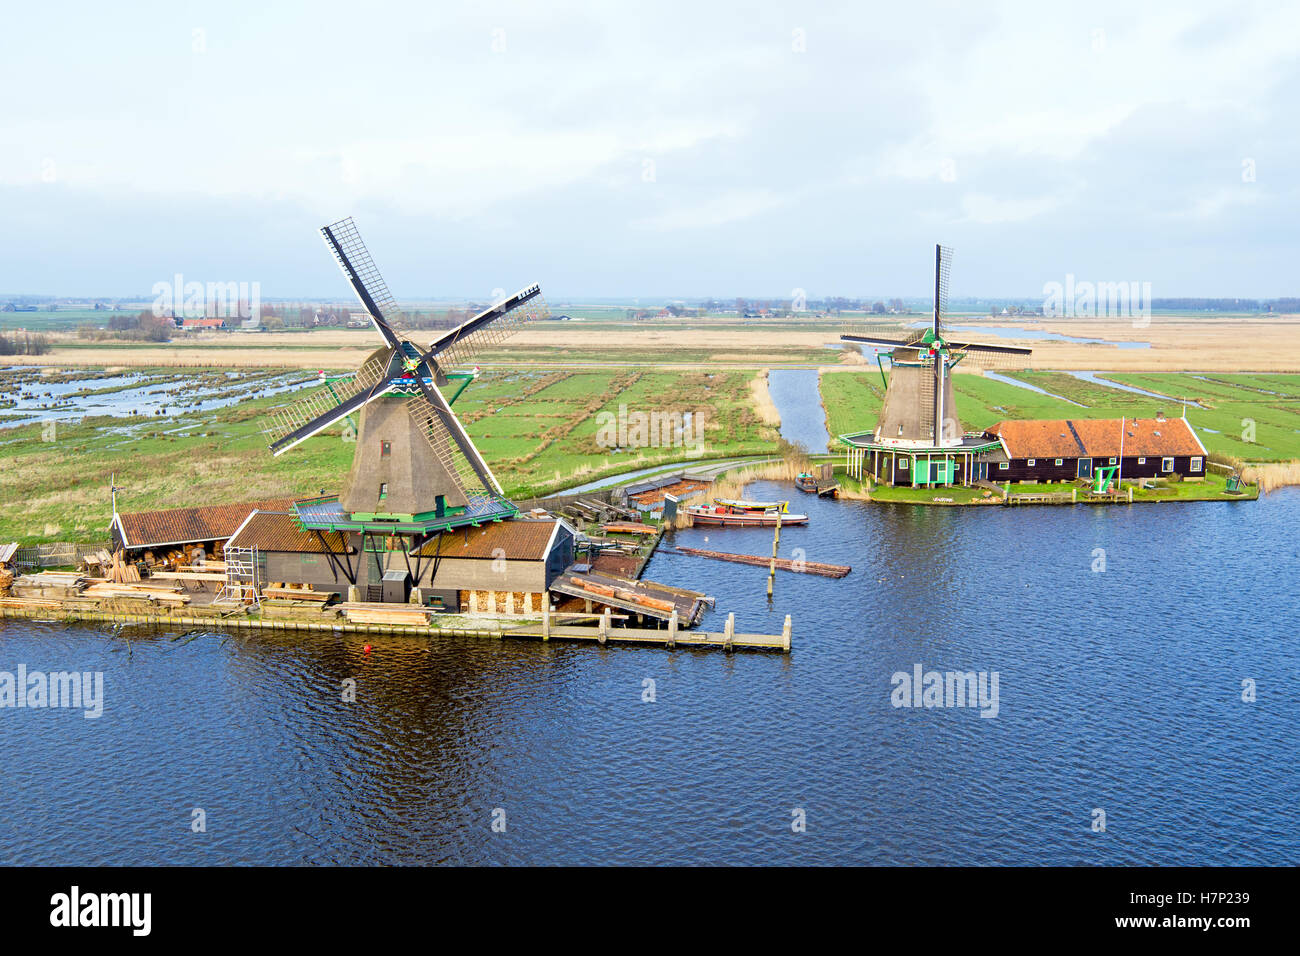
[116,497,294,549]
[415,518,559,561]
[986,417,1206,459]
[226,511,350,554]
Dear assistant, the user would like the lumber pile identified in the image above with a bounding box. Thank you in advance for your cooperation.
[11,571,87,601]
[337,602,433,627]
[601,521,657,536]
[262,584,333,603]
[567,575,676,613]
[84,582,191,604]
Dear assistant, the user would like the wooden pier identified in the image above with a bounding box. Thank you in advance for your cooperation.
[0,599,790,653]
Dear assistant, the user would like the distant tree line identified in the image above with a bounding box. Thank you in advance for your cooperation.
[0,331,51,355]
[76,310,172,342]
[1150,298,1300,312]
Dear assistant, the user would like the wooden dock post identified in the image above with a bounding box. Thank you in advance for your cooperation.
[668,609,677,648]
[599,607,610,644]
[782,614,791,652]
[767,511,782,598]
[542,602,551,641]
[724,612,735,652]
[1072,488,1077,503]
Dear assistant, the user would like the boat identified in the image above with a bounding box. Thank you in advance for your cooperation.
[795,472,818,492]
[715,497,787,510]
[685,502,809,527]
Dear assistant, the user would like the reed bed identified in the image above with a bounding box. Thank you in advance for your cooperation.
[1241,460,1300,493]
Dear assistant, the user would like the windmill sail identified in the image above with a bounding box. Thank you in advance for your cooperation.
[321,217,408,346]
[267,349,399,455]
[428,284,548,373]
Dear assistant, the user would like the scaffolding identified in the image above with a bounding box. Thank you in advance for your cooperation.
[217,545,262,607]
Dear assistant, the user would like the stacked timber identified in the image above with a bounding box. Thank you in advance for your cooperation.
[83,582,190,605]
[10,571,87,601]
[261,584,333,603]
[601,521,657,536]
[567,576,675,613]
[337,602,434,627]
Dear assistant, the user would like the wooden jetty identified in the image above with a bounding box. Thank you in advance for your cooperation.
[0,598,789,653]
[665,546,850,578]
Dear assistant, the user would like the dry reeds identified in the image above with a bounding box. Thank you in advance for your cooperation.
[1241,460,1300,493]
[749,371,782,427]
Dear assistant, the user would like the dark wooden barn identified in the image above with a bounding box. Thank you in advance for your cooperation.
[982,415,1209,483]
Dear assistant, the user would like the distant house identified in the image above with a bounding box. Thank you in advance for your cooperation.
[983,415,1208,483]
[181,317,227,330]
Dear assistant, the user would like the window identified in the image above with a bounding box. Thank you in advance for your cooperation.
[380,441,391,458]
[1055,458,1063,466]
[1109,457,1117,464]
[1138,457,1145,464]
[1027,458,1036,466]
[379,482,389,498]
[999,461,1009,470]
[1191,457,1202,472]
[1162,457,1174,473]
[899,458,909,470]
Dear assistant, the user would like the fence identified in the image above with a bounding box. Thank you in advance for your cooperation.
[11,541,104,571]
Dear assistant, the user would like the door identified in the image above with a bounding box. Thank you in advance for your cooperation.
[1077,458,1093,479]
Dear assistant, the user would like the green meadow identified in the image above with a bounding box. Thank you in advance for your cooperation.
[0,367,778,544]
[820,370,1300,461]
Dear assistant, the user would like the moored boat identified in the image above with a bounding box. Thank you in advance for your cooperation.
[795,472,818,492]
[685,502,809,526]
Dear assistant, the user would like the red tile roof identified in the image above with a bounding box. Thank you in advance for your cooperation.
[986,417,1206,459]
[415,519,560,561]
[226,511,349,554]
[115,498,294,549]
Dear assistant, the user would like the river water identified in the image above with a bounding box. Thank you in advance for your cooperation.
[0,370,1296,865]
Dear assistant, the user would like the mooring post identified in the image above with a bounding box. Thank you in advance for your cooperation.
[599,607,609,644]
[782,614,792,652]
[724,612,734,651]
[1072,488,1077,503]
[542,601,550,641]
[1128,486,1134,503]
[668,609,677,648]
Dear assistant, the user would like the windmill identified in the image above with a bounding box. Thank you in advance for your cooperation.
[837,245,1032,486]
[266,218,548,543]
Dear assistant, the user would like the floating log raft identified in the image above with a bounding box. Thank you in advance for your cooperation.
[666,546,850,578]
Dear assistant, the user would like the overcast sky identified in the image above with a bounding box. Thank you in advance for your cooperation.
[1,0,1296,300]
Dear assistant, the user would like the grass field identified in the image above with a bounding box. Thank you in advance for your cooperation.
[0,367,780,544]
[820,369,1300,462]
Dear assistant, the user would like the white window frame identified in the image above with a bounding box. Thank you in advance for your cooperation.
[1191,456,1202,471]
[899,458,909,470]
[1055,458,1063,466]
[1162,457,1174,473]
[1027,458,1036,467]
[999,461,1009,470]
[1138,457,1145,464]
[1109,457,1117,464]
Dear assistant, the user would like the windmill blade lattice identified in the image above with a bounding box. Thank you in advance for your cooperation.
[405,388,502,499]
[430,284,548,374]
[321,217,409,344]
[266,349,398,455]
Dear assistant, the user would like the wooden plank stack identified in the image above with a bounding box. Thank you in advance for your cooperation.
[337,602,434,627]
